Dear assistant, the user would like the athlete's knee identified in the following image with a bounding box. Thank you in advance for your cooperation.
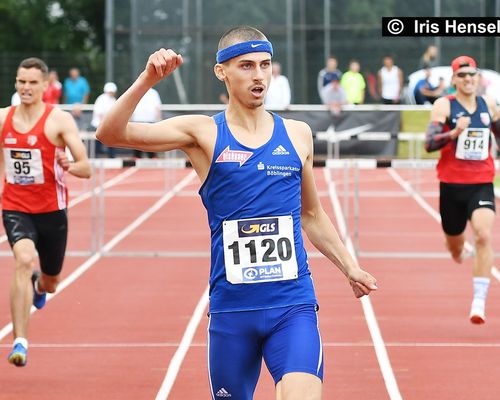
[474,228,492,247]
[281,391,321,400]
[278,373,322,400]
[15,252,36,270]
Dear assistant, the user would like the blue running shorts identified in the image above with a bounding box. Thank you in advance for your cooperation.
[208,304,323,400]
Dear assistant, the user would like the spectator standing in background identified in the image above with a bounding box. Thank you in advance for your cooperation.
[63,67,90,129]
[317,56,342,101]
[340,60,366,105]
[320,73,347,115]
[264,62,291,110]
[42,70,62,104]
[365,70,380,102]
[378,55,403,104]
[130,88,162,158]
[91,82,118,158]
[420,45,439,69]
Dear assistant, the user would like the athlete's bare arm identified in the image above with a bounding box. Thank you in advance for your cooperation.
[0,145,4,196]
[425,97,470,152]
[98,49,205,152]
[483,95,499,123]
[0,107,9,136]
[46,108,91,179]
[0,107,10,193]
[291,120,377,298]
[483,95,500,146]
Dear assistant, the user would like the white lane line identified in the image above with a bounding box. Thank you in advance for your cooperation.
[0,170,196,341]
[0,167,138,244]
[324,168,402,400]
[154,285,209,400]
[387,168,499,281]
[1,341,499,349]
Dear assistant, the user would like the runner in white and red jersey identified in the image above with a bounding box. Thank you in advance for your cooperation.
[2,103,68,212]
[425,55,500,324]
[0,57,91,367]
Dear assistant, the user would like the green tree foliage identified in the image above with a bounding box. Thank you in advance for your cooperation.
[0,0,104,52]
[0,0,105,105]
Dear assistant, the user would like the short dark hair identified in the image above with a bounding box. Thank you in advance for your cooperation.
[18,57,49,78]
[218,26,267,51]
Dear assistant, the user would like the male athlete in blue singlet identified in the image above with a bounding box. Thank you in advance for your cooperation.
[97,26,377,400]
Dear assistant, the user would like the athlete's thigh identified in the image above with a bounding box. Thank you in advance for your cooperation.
[263,304,323,385]
[468,183,496,221]
[35,210,68,276]
[208,311,264,400]
[439,183,468,235]
[2,210,38,247]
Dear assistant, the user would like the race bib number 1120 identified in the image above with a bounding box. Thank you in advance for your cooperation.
[222,215,298,284]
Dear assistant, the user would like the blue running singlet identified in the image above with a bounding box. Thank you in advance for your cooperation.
[199,111,317,313]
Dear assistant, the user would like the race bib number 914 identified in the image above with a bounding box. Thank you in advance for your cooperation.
[455,128,490,160]
[222,215,298,284]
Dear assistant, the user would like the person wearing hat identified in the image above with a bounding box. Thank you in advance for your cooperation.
[91,82,118,158]
[425,55,500,324]
[319,72,347,115]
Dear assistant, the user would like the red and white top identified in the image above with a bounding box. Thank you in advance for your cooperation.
[1,105,67,213]
[437,96,494,184]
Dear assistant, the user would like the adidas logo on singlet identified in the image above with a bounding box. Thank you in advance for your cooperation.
[272,145,290,155]
[215,387,232,397]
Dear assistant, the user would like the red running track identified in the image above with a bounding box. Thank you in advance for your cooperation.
[0,166,499,399]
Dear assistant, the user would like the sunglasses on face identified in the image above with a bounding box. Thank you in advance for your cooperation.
[456,71,477,78]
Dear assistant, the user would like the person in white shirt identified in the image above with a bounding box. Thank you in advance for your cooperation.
[377,55,403,104]
[264,62,291,109]
[130,88,162,158]
[91,82,118,157]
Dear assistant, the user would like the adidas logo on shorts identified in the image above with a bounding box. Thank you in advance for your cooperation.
[216,387,232,397]
[272,145,290,155]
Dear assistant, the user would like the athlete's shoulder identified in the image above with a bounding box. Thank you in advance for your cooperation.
[0,106,12,131]
[48,105,74,124]
[281,117,312,137]
[481,94,498,116]
[430,96,452,122]
[0,105,10,119]
[433,96,452,110]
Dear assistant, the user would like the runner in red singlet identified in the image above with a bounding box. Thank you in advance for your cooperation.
[425,56,500,324]
[0,57,91,366]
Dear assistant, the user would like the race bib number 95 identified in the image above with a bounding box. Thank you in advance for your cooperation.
[4,148,45,185]
[222,215,298,284]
